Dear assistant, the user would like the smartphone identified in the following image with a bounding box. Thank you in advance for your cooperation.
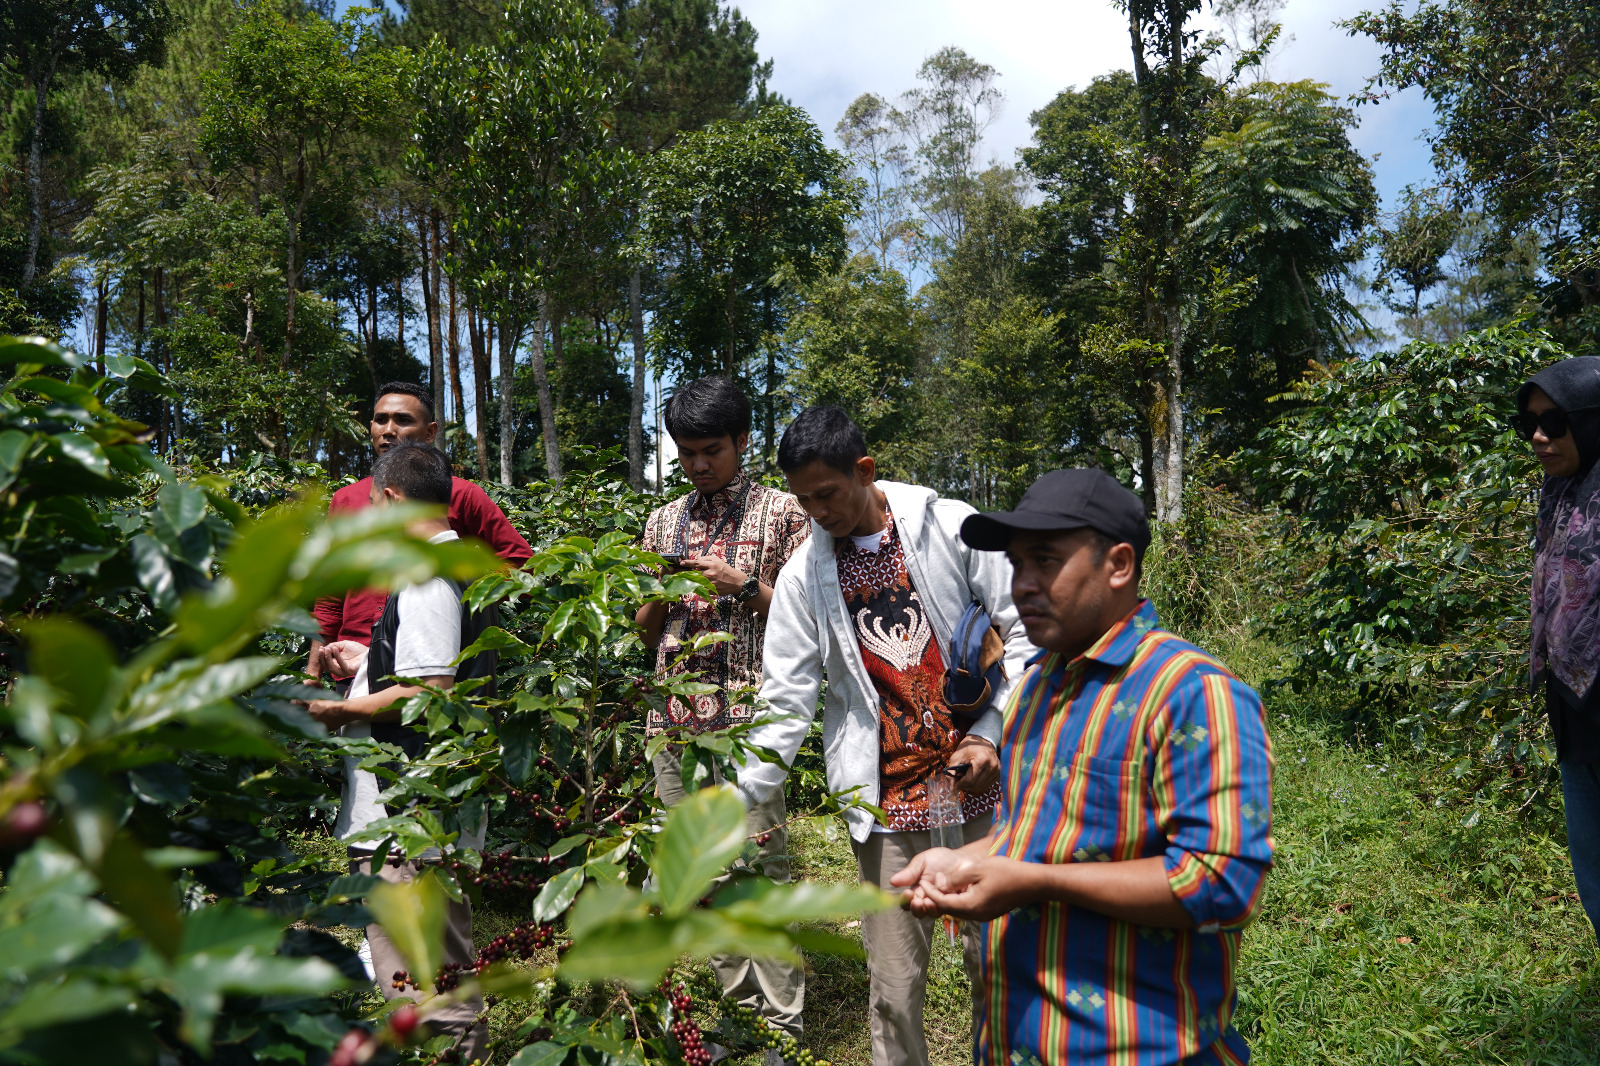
[659,552,684,568]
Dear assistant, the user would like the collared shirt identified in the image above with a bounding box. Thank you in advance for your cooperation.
[639,472,810,735]
[977,600,1274,1066]
[835,509,1000,831]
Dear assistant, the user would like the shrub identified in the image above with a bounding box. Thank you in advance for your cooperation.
[1249,325,1561,804]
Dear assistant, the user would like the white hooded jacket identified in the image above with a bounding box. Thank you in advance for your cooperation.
[737,480,1036,842]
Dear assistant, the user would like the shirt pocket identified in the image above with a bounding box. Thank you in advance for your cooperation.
[1049,749,1148,864]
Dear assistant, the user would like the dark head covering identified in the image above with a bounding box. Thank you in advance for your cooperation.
[1517,356,1600,472]
[1525,357,1600,700]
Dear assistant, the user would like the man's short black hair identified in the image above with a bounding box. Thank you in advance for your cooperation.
[777,405,868,476]
[372,442,452,505]
[664,375,751,442]
[377,380,435,421]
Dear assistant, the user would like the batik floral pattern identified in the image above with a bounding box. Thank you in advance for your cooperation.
[640,474,810,735]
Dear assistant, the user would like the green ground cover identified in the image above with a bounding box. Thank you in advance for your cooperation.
[305,637,1600,1065]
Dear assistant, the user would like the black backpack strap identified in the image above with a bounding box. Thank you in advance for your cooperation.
[364,591,426,757]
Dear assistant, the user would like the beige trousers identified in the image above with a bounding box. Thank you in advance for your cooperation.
[653,748,806,1038]
[356,852,488,1062]
[851,814,993,1066]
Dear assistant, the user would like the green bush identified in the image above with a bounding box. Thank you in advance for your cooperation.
[1249,325,1561,803]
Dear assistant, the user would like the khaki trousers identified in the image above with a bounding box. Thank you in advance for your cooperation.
[850,813,993,1066]
[653,748,806,1038]
[355,852,488,1062]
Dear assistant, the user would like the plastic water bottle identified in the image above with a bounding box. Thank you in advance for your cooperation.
[926,769,965,944]
[926,770,964,851]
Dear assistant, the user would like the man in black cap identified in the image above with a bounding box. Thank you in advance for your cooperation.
[892,469,1275,1066]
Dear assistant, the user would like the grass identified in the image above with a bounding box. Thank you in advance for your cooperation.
[307,633,1600,1064]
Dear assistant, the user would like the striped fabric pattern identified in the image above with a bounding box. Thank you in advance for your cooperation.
[975,600,1274,1066]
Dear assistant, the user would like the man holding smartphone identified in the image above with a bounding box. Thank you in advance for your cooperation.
[634,375,811,1055]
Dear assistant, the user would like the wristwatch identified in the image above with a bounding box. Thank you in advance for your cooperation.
[736,573,761,603]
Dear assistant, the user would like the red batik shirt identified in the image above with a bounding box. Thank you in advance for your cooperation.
[836,509,1001,832]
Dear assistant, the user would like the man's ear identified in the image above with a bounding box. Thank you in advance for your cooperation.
[734,431,750,454]
[856,455,877,485]
[1105,542,1139,591]
[422,421,439,444]
[382,486,406,506]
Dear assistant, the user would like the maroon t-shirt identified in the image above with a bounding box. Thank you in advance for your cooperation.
[312,476,533,655]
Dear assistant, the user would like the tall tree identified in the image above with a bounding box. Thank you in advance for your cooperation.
[835,93,917,268]
[1114,0,1213,523]
[894,46,1003,258]
[607,0,767,488]
[641,102,859,461]
[413,0,629,485]
[1349,0,1600,338]
[0,0,173,286]
[199,5,411,366]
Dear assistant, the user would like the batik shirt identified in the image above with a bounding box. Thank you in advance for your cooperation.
[639,473,809,735]
[977,599,1274,1066]
[836,510,1001,832]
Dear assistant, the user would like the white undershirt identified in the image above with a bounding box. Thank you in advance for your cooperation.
[337,530,482,852]
[850,528,889,553]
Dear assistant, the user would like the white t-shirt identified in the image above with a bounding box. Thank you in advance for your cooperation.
[850,528,889,553]
[336,530,482,852]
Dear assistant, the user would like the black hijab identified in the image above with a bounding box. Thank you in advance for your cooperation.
[1517,356,1600,473]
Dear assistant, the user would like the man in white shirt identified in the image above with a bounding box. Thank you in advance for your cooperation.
[740,407,1035,1066]
[305,442,487,1061]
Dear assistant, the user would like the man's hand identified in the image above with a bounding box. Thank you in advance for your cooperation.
[949,734,1000,792]
[685,554,748,597]
[307,639,326,680]
[304,698,357,729]
[893,851,1037,922]
[321,640,368,678]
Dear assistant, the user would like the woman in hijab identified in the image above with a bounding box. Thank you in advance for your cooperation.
[1518,355,1600,941]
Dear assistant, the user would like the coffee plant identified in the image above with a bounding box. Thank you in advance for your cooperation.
[1250,325,1557,803]
[0,336,888,1065]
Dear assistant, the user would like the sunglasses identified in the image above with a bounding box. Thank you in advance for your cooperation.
[1511,406,1600,442]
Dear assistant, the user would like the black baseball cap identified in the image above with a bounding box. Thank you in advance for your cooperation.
[960,469,1150,555]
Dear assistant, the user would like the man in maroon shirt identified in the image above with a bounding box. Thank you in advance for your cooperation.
[308,381,533,679]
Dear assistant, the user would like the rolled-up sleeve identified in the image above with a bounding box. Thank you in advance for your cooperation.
[1149,669,1274,933]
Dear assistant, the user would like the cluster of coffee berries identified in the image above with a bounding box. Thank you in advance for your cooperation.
[720,1002,828,1066]
[474,920,554,969]
[663,983,711,1066]
[447,849,568,895]
[396,920,556,994]
[504,787,574,834]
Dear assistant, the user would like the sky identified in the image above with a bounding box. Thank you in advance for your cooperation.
[739,0,1435,210]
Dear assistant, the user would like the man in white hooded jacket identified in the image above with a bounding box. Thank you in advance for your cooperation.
[738,406,1034,1066]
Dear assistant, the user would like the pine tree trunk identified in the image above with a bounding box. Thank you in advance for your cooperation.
[427,208,445,426]
[447,263,466,436]
[528,292,562,484]
[1159,307,1184,524]
[498,310,517,487]
[628,266,646,489]
[469,307,490,480]
[22,60,56,288]
[93,276,107,375]
[364,281,380,397]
